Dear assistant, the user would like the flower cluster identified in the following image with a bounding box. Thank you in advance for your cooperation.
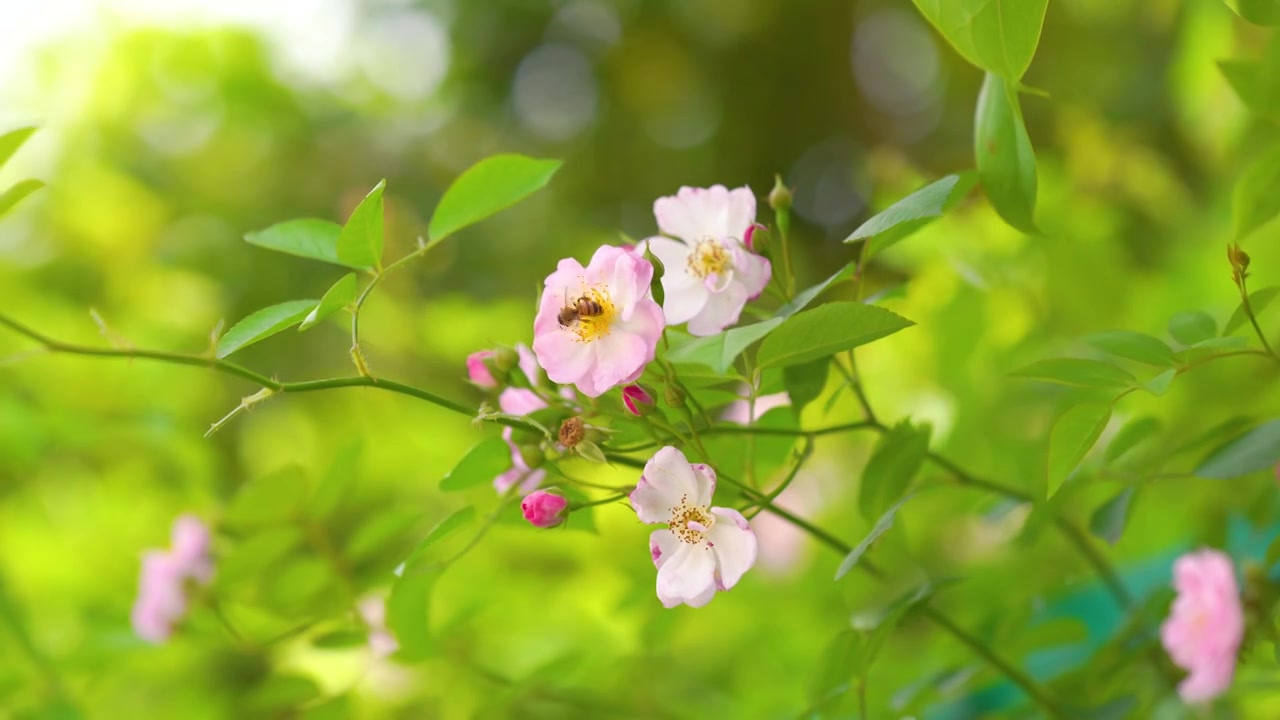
[131,515,214,643]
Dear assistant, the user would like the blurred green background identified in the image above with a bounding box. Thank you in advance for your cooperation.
[1,0,1279,718]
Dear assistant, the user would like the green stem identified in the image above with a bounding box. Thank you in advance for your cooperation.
[1237,274,1278,359]
[572,491,631,510]
[350,244,430,376]
[698,421,879,437]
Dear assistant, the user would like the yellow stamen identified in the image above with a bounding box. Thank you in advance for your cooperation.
[571,284,616,343]
[686,240,732,279]
[669,494,715,544]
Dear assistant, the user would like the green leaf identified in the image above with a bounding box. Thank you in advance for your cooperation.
[775,264,855,319]
[345,510,418,562]
[1223,0,1280,26]
[387,565,441,661]
[224,466,307,528]
[336,180,385,270]
[1264,533,1280,571]
[440,439,512,491]
[1011,358,1136,390]
[845,173,976,259]
[246,674,322,713]
[783,358,830,418]
[0,127,36,170]
[1142,368,1178,397]
[1089,487,1136,546]
[243,219,360,268]
[835,493,915,581]
[217,527,304,585]
[1225,286,1279,335]
[1047,402,1111,499]
[427,154,562,246]
[1105,416,1162,463]
[1234,145,1280,240]
[312,630,367,649]
[665,318,785,373]
[1195,419,1280,479]
[308,442,361,519]
[299,273,358,332]
[0,180,45,219]
[216,299,317,358]
[912,0,1048,80]
[1168,311,1218,346]
[975,73,1038,234]
[1084,331,1176,367]
[264,557,337,612]
[403,506,476,568]
[859,421,931,522]
[757,302,915,369]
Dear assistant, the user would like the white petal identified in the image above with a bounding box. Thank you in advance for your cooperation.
[655,186,756,241]
[686,281,749,336]
[661,280,710,325]
[722,187,757,240]
[646,237,698,289]
[656,542,717,608]
[690,463,716,507]
[684,582,717,608]
[650,529,679,568]
[630,446,700,524]
[731,246,772,299]
[708,507,758,590]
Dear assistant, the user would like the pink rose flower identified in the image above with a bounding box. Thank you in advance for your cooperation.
[644,185,772,336]
[466,350,498,387]
[131,515,214,643]
[521,490,569,528]
[630,447,758,608]
[1160,549,1243,703]
[494,427,546,496]
[532,245,665,398]
[621,384,655,416]
[358,595,398,659]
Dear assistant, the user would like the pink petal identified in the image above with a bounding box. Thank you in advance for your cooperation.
[708,508,757,591]
[516,344,540,385]
[532,330,596,388]
[686,281,749,336]
[498,388,547,416]
[731,245,772,299]
[466,350,497,387]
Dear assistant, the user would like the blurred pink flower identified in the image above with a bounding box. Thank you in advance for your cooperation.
[358,595,398,659]
[721,390,790,425]
[621,384,654,416]
[466,350,497,388]
[1161,549,1243,703]
[532,245,664,398]
[630,447,757,608]
[493,427,546,496]
[131,515,214,644]
[521,490,569,528]
[645,185,771,336]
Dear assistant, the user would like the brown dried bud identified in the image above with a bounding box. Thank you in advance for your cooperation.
[558,417,585,449]
[1228,243,1251,277]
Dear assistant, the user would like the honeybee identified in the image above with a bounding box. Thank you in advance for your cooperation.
[557,290,604,328]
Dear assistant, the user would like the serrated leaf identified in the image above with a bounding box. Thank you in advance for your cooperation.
[337,180,385,270]
[859,421,931,522]
[1047,402,1111,499]
[783,358,830,419]
[1089,487,1136,545]
[845,173,976,258]
[835,493,915,581]
[0,179,44,219]
[776,264,855,319]
[1195,419,1280,479]
[1143,368,1178,397]
[308,442,360,519]
[1234,145,1280,240]
[440,438,512,491]
[665,318,785,373]
[0,127,36,170]
[403,506,476,569]
[1168,311,1218,347]
[216,299,317,358]
[1105,416,1162,463]
[428,154,561,246]
[224,466,307,528]
[243,219,359,268]
[299,273,358,332]
[757,302,914,369]
[1085,331,1176,367]
[1011,358,1135,390]
[912,0,1048,80]
[975,73,1038,234]
[1224,286,1279,335]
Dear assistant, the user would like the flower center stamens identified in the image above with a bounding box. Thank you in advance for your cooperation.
[669,494,715,544]
[686,240,732,280]
[568,284,617,343]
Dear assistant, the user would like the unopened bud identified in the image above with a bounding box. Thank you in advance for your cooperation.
[663,384,686,409]
[575,440,608,464]
[521,490,568,529]
[493,347,520,374]
[517,443,545,470]
[743,223,770,254]
[1228,243,1251,278]
[622,384,656,416]
[558,417,585,449]
[466,350,498,388]
[768,174,793,212]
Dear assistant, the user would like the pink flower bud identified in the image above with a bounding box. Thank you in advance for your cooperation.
[466,350,498,388]
[521,490,568,529]
[622,384,655,416]
[743,222,768,252]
